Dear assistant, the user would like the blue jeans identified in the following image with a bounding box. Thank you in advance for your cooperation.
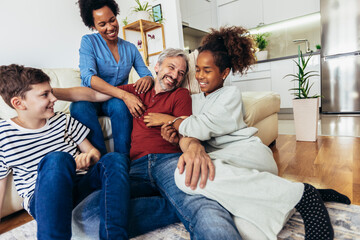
[29,151,130,240]
[73,153,241,240]
[70,98,132,156]
[73,190,180,239]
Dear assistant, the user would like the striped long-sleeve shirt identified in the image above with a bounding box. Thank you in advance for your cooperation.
[0,112,89,211]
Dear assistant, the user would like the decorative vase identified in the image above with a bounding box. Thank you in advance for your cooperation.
[255,50,268,61]
[134,11,152,21]
[292,98,319,142]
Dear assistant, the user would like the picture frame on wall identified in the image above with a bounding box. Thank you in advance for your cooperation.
[152,4,162,22]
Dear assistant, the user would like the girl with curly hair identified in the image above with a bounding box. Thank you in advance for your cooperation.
[145,26,350,240]
[73,0,153,156]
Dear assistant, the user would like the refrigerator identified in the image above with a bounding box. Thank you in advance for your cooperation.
[321,0,360,113]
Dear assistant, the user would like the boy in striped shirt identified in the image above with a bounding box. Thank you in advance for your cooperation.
[0,64,130,239]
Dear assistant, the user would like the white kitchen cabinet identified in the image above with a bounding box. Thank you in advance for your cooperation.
[217,0,320,29]
[271,58,297,108]
[228,54,321,109]
[180,0,217,32]
[218,0,263,29]
[228,62,272,92]
[263,0,320,24]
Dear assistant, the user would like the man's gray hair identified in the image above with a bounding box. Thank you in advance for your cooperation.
[157,48,189,75]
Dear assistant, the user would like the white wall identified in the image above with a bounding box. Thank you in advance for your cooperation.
[0,0,183,69]
[0,0,91,68]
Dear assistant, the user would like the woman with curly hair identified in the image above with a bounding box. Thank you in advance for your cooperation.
[73,0,153,156]
[145,26,350,240]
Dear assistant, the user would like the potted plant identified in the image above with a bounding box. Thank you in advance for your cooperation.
[284,49,321,142]
[132,0,152,21]
[254,32,270,61]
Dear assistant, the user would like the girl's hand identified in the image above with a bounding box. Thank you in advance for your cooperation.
[123,92,147,118]
[75,148,100,170]
[161,122,180,145]
[143,113,174,127]
[177,139,215,190]
[134,76,153,94]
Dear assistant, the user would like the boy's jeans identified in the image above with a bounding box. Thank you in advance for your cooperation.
[29,151,130,240]
[70,98,132,156]
[73,153,242,240]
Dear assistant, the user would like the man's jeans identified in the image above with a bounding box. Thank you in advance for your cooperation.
[73,153,242,240]
[70,98,132,156]
[29,151,130,240]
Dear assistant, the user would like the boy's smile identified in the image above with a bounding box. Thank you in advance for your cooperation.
[14,82,57,129]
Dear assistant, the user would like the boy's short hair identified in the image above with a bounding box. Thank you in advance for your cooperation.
[0,64,50,109]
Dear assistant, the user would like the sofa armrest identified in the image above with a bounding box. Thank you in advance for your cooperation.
[242,91,280,127]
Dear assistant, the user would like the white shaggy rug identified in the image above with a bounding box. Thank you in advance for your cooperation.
[2,203,360,240]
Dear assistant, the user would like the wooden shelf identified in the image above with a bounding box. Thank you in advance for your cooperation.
[123,19,165,66]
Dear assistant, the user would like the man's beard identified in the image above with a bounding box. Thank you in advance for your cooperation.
[159,75,176,92]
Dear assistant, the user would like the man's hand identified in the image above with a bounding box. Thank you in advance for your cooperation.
[143,113,174,127]
[178,138,215,190]
[123,92,147,118]
[75,148,100,170]
[161,122,180,145]
[134,76,153,94]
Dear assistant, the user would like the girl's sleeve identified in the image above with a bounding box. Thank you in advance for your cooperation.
[179,87,246,141]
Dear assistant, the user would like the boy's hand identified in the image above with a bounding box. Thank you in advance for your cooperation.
[75,148,100,170]
[134,76,153,94]
[161,122,180,145]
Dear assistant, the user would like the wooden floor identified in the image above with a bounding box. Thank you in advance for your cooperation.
[271,135,360,205]
[1,134,359,234]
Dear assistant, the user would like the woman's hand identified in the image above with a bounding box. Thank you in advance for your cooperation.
[134,76,153,94]
[123,92,147,118]
[161,122,180,145]
[143,113,174,127]
[75,148,100,170]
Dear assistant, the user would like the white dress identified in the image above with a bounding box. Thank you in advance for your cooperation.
[176,86,304,240]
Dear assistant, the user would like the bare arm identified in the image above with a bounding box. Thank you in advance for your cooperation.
[91,76,146,118]
[177,137,215,190]
[53,87,112,102]
[143,113,188,130]
[76,139,101,170]
[0,177,8,219]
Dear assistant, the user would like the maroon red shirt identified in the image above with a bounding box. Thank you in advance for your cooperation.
[119,85,192,160]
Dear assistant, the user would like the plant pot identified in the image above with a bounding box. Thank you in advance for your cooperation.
[134,11,152,21]
[292,98,319,141]
[255,50,268,61]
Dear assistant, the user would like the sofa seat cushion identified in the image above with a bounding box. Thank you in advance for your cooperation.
[242,91,280,126]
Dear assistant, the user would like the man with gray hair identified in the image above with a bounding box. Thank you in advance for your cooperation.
[55,48,241,239]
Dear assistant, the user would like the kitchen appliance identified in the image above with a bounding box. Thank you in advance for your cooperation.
[321,0,360,113]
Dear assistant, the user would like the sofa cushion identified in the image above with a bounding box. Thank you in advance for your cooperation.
[242,91,280,126]
[43,68,82,114]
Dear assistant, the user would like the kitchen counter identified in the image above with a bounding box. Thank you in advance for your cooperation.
[257,51,320,63]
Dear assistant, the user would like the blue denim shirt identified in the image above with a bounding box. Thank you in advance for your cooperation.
[79,33,152,87]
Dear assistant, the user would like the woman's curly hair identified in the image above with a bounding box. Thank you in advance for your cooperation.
[78,0,119,28]
[199,26,256,75]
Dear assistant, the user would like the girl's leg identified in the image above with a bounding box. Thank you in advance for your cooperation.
[70,101,107,155]
[295,184,334,240]
[30,152,76,240]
